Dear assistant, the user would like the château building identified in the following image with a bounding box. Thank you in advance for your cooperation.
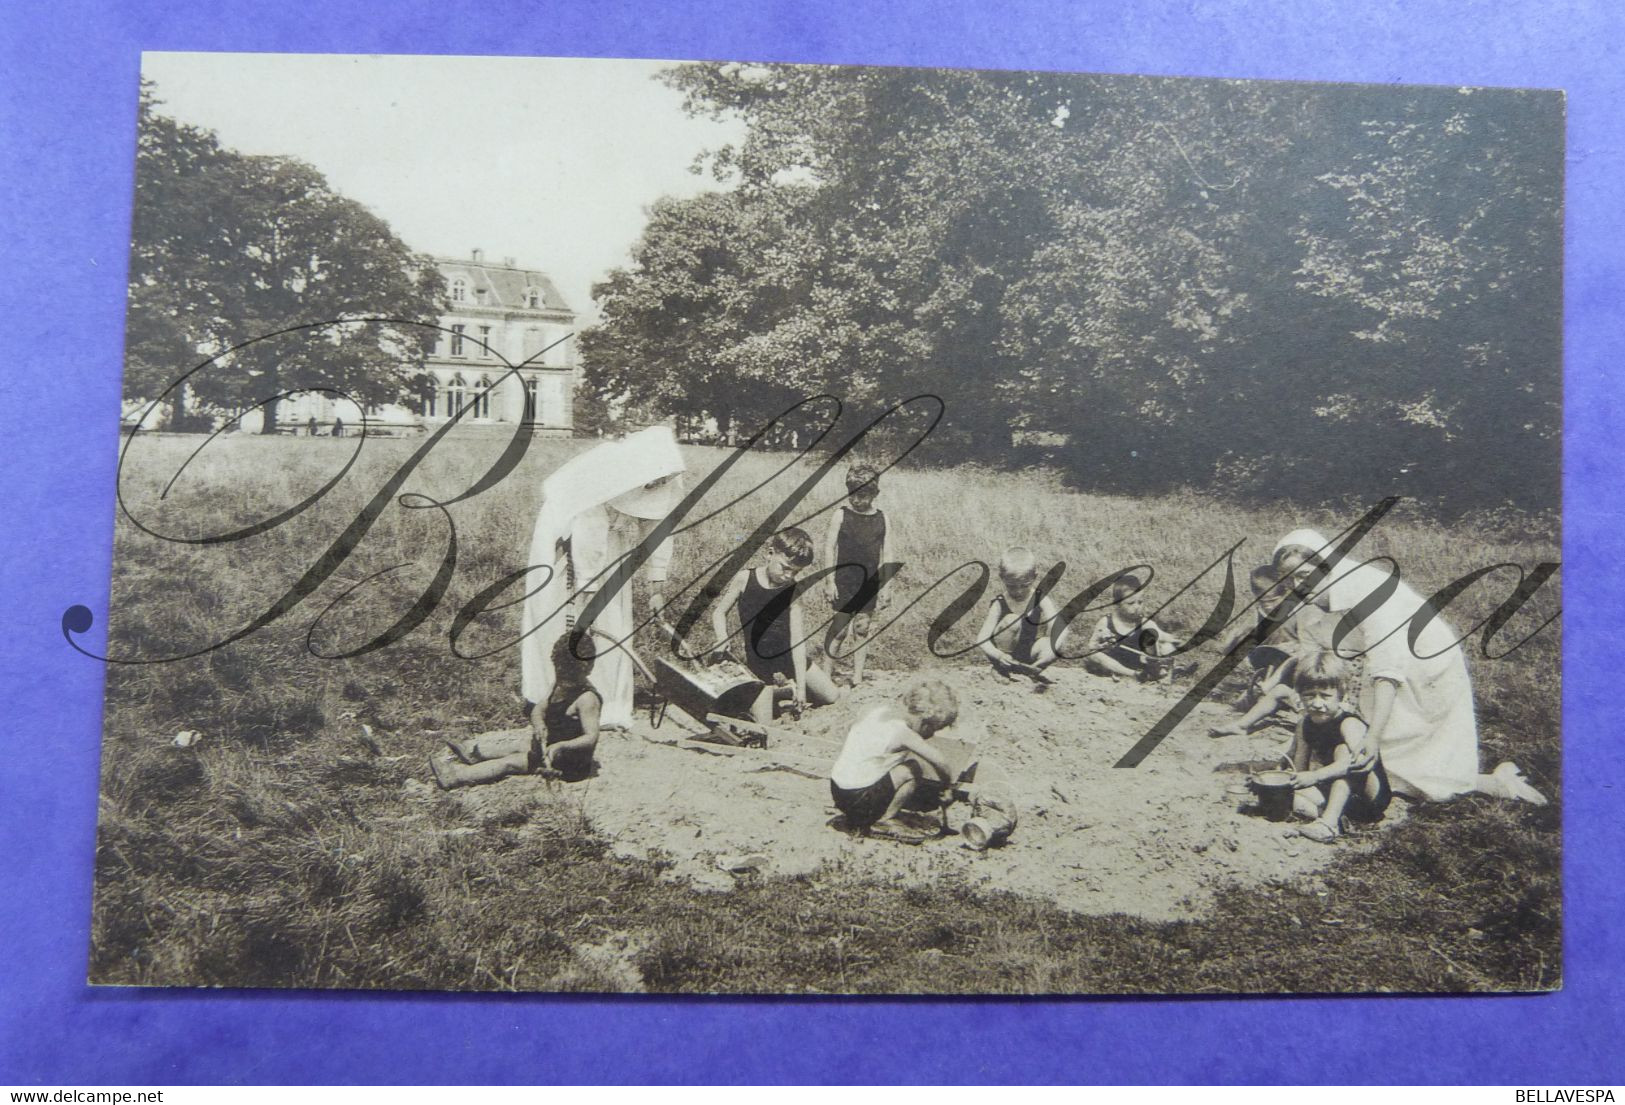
[421,249,577,431]
[263,249,578,435]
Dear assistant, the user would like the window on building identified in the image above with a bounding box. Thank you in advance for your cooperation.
[446,373,466,415]
[475,287,487,305]
[479,325,493,358]
[526,289,541,309]
[450,324,465,357]
[476,375,492,419]
[424,385,437,418]
[523,377,539,423]
[449,277,467,302]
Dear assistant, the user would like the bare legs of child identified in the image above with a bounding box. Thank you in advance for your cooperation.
[431,731,535,790]
[1298,769,1386,843]
[1083,653,1140,680]
[1209,683,1296,737]
[825,612,874,686]
[747,665,841,726]
[1084,645,1173,682]
[865,759,946,840]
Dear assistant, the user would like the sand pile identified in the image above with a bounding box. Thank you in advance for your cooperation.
[440,665,1400,921]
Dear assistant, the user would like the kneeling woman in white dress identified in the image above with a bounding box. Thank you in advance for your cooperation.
[1272,528,1545,806]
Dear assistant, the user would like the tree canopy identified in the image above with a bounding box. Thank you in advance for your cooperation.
[126,82,445,431]
[582,65,1560,514]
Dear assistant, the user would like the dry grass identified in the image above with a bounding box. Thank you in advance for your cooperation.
[90,430,1560,992]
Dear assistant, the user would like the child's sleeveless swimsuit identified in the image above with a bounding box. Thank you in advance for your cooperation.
[737,569,797,683]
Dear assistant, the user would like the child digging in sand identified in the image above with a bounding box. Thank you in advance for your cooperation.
[829,678,961,841]
[1083,574,1184,682]
[432,631,602,788]
[1287,650,1391,843]
[978,547,1062,680]
[823,463,892,687]
[711,526,840,724]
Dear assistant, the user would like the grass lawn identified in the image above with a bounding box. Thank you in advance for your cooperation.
[89,430,1561,993]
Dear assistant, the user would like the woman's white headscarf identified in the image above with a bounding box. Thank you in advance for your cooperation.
[1272,527,1398,616]
[520,427,687,706]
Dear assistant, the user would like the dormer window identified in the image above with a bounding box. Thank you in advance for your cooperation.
[475,287,487,305]
[526,289,541,309]
[449,276,468,303]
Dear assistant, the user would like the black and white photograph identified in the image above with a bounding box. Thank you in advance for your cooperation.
[90,52,1562,995]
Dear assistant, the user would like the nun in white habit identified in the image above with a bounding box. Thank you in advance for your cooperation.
[1272,529,1545,805]
[521,427,687,730]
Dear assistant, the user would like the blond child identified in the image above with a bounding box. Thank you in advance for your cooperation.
[1288,651,1391,843]
[823,463,892,687]
[711,526,840,724]
[978,547,1062,679]
[829,678,960,836]
[1084,574,1182,681]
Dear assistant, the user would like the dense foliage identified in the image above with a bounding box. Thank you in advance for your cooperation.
[126,82,445,432]
[583,66,1561,514]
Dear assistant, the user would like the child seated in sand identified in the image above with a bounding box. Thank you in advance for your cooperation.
[1209,566,1300,736]
[829,678,961,839]
[710,526,840,724]
[978,546,1062,680]
[1287,651,1390,843]
[1210,569,1367,738]
[1083,574,1183,681]
[432,632,602,788]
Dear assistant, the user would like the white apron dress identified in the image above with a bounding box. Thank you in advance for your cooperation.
[521,428,686,729]
[1275,529,1479,801]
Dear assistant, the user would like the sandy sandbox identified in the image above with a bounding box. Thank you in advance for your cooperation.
[435,666,1401,921]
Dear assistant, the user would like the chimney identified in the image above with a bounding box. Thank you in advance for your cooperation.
[471,248,484,263]
[503,256,517,268]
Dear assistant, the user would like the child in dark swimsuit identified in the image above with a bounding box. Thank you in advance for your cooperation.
[1288,650,1390,843]
[711,527,841,724]
[978,546,1062,679]
[530,633,604,780]
[431,632,602,788]
[1083,573,1183,682]
[823,463,892,686]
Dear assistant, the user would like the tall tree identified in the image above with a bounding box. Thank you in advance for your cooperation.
[583,64,1560,513]
[125,84,445,432]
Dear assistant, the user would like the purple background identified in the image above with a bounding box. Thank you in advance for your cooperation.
[2,0,1618,1085]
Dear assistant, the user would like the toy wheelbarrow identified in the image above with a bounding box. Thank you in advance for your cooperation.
[596,619,778,747]
[647,653,773,743]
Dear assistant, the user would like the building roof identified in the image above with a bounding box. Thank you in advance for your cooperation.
[435,253,573,315]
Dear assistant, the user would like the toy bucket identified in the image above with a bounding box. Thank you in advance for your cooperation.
[962,815,1012,851]
[1248,770,1296,821]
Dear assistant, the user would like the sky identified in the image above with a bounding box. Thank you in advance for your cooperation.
[140,53,747,322]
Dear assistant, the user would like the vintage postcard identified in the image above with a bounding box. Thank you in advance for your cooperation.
[89,53,1561,994]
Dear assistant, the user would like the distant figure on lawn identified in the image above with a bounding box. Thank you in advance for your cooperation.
[829,678,961,840]
[1271,528,1545,805]
[521,427,687,730]
[978,546,1062,681]
[823,462,893,688]
[710,526,840,724]
[1286,651,1392,843]
[432,632,602,788]
[1082,573,1184,683]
